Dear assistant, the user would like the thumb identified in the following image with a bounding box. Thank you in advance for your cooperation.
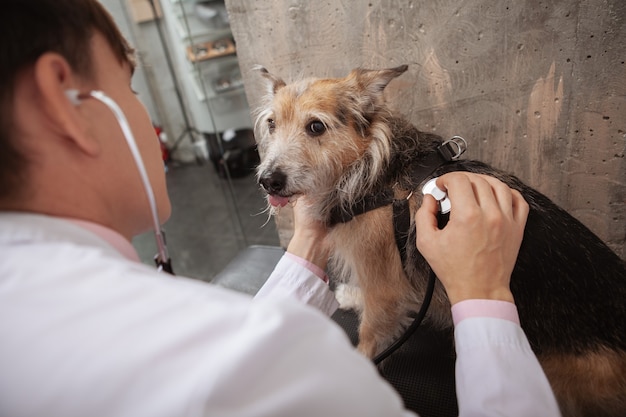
[415,194,440,236]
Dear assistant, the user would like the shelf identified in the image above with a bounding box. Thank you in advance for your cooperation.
[186,37,236,63]
[170,0,231,41]
[163,0,253,132]
[213,75,244,94]
[189,72,244,102]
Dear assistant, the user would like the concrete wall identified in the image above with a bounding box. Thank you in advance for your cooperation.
[226,0,626,258]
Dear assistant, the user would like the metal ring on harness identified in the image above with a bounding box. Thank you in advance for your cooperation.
[442,136,467,160]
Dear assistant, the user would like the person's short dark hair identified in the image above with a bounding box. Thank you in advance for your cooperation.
[0,0,135,200]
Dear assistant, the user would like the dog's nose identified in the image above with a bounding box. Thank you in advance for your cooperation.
[259,170,287,194]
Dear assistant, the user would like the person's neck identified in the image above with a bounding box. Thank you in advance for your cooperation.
[1,194,136,242]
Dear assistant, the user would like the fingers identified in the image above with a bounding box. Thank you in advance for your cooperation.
[487,178,514,217]
[435,173,527,223]
[511,189,530,226]
[435,174,479,214]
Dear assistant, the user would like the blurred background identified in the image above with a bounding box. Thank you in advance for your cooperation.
[100,0,625,281]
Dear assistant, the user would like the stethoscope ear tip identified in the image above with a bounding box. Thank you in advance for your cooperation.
[65,89,82,106]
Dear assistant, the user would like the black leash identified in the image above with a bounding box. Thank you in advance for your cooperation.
[373,211,449,365]
[373,268,437,365]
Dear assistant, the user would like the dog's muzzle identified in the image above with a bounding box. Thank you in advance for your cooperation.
[258,170,292,207]
[258,170,287,195]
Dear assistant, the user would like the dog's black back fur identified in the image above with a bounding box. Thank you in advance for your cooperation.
[386,122,626,356]
[437,161,625,354]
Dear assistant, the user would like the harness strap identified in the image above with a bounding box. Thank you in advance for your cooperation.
[329,189,394,226]
[393,198,412,266]
[329,137,466,227]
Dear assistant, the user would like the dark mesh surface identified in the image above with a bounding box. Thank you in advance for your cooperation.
[331,309,457,417]
[214,246,458,417]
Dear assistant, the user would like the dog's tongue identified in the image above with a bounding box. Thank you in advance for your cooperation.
[269,195,289,207]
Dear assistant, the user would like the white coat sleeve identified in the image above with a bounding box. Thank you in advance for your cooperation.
[454,317,562,417]
[255,254,339,316]
[202,295,418,417]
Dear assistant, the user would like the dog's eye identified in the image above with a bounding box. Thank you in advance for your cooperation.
[267,118,276,134]
[306,120,326,136]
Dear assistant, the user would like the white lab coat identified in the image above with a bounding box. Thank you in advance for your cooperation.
[0,213,561,417]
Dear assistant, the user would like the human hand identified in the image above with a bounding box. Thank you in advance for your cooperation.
[286,197,330,271]
[414,172,529,305]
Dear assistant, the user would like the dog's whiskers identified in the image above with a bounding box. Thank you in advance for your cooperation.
[251,204,275,228]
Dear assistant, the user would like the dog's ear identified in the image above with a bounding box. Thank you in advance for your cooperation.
[254,65,286,95]
[349,65,408,98]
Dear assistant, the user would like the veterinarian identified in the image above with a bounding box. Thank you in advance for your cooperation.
[0,1,561,416]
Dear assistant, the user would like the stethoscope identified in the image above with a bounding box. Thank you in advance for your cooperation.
[65,89,173,274]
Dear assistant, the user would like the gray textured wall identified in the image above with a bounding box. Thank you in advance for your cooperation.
[226,0,625,258]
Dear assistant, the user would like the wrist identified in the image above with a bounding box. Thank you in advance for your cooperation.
[447,287,514,306]
[451,299,520,325]
[287,231,329,271]
[284,252,329,283]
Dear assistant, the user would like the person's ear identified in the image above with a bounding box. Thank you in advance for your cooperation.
[32,52,101,157]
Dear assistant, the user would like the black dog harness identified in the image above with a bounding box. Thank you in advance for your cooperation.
[328,136,467,264]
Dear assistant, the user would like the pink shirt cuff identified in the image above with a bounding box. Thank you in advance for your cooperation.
[284,252,329,283]
[451,299,520,326]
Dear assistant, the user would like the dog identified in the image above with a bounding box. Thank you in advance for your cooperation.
[254,64,626,417]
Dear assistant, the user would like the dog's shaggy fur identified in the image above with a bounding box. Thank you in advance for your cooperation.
[255,65,626,417]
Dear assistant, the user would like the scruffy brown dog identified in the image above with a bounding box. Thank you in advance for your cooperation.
[255,65,626,417]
